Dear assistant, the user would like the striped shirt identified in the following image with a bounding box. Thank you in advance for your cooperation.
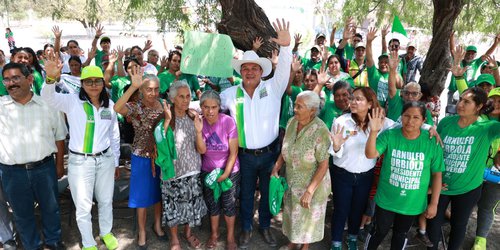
[0,94,67,165]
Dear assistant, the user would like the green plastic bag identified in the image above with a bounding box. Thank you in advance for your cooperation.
[204,168,233,202]
[269,176,288,216]
[153,119,177,180]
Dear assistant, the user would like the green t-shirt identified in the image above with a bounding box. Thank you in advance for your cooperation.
[387,90,434,126]
[301,57,322,72]
[448,58,484,92]
[95,50,105,70]
[319,100,343,130]
[32,70,44,96]
[368,65,389,106]
[323,72,355,102]
[110,75,131,103]
[438,115,500,195]
[0,75,7,96]
[158,71,200,100]
[375,128,444,215]
[279,94,294,129]
[478,115,500,168]
[344,44,354,60]
[290,85,302,104]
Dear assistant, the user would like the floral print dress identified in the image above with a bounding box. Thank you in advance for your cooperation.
[281,117,332,243]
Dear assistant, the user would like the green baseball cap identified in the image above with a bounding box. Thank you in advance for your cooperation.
[81,66,104,80]
[378,53,389,59]
[466,45,477,52]
[473,74,495,87]
[488,87,500,98]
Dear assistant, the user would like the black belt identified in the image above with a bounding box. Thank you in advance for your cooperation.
[70,147,109,157]
[239,138,278,156]
[11,155,53,169]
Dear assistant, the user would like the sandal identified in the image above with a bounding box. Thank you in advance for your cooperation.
[183,234,202,249]
[170,242,181,250]
[205,236,218,249]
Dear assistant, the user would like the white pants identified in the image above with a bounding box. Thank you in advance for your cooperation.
[68,151,115,247]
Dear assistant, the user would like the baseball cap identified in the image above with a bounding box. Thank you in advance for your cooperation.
[465,45,477,52]
[100,36,111,44]
[473,74,495,87]
[316,33,326,40]
[378,53,389,59]
[81,66,104,80]
[355,42,366,50]
[311,45,321,52]
[488,87,500,98]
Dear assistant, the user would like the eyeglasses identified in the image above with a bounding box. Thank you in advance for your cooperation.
[2,75,25,84]
[82,79,104,87]
[402,91,420,97]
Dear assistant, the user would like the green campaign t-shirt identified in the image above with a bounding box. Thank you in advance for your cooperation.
[290,85,302,104]
[158,71,200,100]
[368,65,389,106]
[387,90,434,126]
[301,57,322,71]
[110,75,131,103]
[32,70,44,96]
[95,50,105,70]
[344,44,354,60]
[319,100,344,130]
[279,94,294,129]
[438,115,500,195]
[375,128,445,215]
[478,115,500,168]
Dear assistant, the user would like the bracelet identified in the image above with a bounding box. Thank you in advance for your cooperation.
[95,36,100,39]
[46,76,56,83]
[492,66,499,70]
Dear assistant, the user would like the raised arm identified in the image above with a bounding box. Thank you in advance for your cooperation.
[114,64,143,115]
[329,24,337,48]
[193,111,206,154]
[450,45,469,94]
[116,46,126,77]
[449,31,456,58]
[381,24,390,54]
[82,46,96,67]
[286,55,302,96]
[292,33,302,54]
[104,50,118,89]
[90,24,104,53]
[52,26,62,56]
[337,17,355,50]
[388,51,400,98]
[269,18,293,94]
[313,68,331,95]
[480,33,500,60]
[485,55,500,86]
[365,27,378,68]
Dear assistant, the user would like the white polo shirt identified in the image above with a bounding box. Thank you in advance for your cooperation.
[41,83,121,166]
[221,46,292,149]
[330,113,396,173]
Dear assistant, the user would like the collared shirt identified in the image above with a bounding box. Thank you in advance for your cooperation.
[41,84,121,166]
[401,54,423,84]
[221,46,292,149]
[330,113,395,173]
[0,94,67,165]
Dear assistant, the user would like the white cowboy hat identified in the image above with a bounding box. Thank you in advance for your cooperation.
[231,50,272,78]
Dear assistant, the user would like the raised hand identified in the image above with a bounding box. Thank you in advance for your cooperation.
[330,125,350,152]
[108,49,118,64]
[291,55,302,72]
[271,18,291,47]
[450,45,468,76]
[87,47,97,60]
[321,45,329,62]
[44,52,63,80]
[95,24,105,38]
[368,107,385,132]
[367,27,378,43]
[143,40,153,52]
[193,111,203,133]
[388,51,400,70]
[294,33,302,47]
[162,99,172,122]
[116,46,125,60]
[381,24,390,37]
[160,56,169,69]
[317,68,332,85]
[485,55,497,68]
[252,36,263,51]
[52,25,62,38]
[129,63,143,88]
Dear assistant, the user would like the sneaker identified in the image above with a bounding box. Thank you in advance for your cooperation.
[358,228,368,242]
[82,246,98,250]
[347,238,358,250]
[414,232,433,247]
[102,233,119,250]
[3,239,17,250]
[471,236,486,250]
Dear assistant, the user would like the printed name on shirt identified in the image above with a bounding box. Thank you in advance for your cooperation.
[442,135,474,173]
[259,87,268,99]
[389,149,425,191]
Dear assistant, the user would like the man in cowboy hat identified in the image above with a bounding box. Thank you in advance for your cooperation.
[220,18,292,249]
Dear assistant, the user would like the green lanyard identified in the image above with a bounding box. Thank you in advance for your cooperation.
[235,87,247,148]
[82,102,95,153]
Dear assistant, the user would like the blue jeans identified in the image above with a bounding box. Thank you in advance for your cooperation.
[476,182,500,238]
[239,149,278,231]
[0,169,15,244]
[331,165,374,242]
[0,159,61,250]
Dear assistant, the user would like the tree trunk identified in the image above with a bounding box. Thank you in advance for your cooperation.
[420,0,465,96]
[217,0,278,58]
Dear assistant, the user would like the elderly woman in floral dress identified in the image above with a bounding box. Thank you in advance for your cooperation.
[271,91,331,250]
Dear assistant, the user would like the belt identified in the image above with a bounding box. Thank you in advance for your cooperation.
[12,155,53,169]
[239,138,278,156]
[70,147,109,157]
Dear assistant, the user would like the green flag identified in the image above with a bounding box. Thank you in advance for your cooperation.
[391,15,407,37]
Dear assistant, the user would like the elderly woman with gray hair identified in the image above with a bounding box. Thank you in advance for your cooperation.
[197,90,240,250]
[162,80,207,250]
[114,70,169,249]
[271,91,332,250]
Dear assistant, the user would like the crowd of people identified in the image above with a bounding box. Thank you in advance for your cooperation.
[0,16,499,250]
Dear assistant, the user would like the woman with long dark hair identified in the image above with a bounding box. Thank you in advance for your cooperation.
[41,55,120,250]
[11,47,45,95]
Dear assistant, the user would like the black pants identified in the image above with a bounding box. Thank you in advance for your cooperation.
[365,205,415,250]
[426,185,482,250]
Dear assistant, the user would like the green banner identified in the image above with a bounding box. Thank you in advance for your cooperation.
[181,31,235,78]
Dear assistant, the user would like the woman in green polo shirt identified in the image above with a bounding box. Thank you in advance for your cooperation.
[426,87,500,250]
[364,102,444,250]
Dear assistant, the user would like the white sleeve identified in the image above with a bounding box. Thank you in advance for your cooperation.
[41,83,76,114]
[268,46,293,96]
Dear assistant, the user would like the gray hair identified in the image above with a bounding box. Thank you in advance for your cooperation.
[141,74,160,88]
[168,80,191,100]
[200,89,221,107]
[297,90,321,116]
[404,82,421,92]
